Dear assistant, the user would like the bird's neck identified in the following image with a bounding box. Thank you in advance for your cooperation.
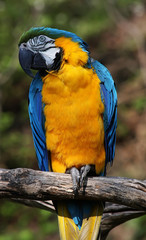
[42,64,94,94]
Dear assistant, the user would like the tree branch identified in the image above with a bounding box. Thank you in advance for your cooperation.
[0,168,146,209]
[100,203,146,240]
[0,168,146,239]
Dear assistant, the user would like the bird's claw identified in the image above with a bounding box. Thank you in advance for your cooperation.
[67,165,93,193]
[80,165,91,187]
[67,167,80,193]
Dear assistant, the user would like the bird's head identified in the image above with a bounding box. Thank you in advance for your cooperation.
[18,27,90,78]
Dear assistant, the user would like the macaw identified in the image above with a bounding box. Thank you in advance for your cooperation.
[18,27,117,240]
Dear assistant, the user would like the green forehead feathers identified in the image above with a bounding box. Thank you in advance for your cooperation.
[19,27,79,45]
[19,27,89,55]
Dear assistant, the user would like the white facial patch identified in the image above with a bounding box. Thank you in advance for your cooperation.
[40,47,60,66]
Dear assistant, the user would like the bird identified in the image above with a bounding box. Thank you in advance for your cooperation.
[18,27,117,240]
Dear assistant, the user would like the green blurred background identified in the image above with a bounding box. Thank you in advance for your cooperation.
[0,0,146,239]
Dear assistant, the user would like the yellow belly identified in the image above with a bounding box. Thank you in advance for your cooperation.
[42,64,105,174]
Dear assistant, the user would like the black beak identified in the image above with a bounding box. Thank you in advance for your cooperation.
[19,43,47,78]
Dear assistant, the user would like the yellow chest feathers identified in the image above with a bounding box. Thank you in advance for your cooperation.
[41,38,105,174]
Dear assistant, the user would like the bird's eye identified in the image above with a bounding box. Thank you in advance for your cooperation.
[39,35,46,42]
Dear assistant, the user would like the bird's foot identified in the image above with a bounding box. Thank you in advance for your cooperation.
[66,167,80,193]
[66,165,95,193]
[80,165,92,187]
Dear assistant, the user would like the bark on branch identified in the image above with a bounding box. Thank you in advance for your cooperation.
[0,168,146,209]
[0,168,146,240]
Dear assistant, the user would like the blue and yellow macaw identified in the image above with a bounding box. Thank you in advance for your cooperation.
[18,27,117,240]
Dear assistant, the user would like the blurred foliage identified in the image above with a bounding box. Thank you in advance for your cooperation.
[0,0,146,240]
[129,215,146,240]
[0,201,58,240]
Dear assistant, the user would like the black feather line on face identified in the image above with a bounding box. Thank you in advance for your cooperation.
[51,48,63,71]
[39,48,63,77]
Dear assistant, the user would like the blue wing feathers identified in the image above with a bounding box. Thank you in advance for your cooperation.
[91,59,117,173]
[28,72,49,171]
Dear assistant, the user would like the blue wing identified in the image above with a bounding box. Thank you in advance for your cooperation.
[91,59,117,174]
[28,72,49,171]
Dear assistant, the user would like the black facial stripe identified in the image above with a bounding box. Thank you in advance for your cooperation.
[36,39,54,47]
[30,45,56,52]
[39,48,63,76]
[49,48,63,71]
[28,38,55,50]
[46,40,55,44]
[30,38,38,46]
[40,46,56,52]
